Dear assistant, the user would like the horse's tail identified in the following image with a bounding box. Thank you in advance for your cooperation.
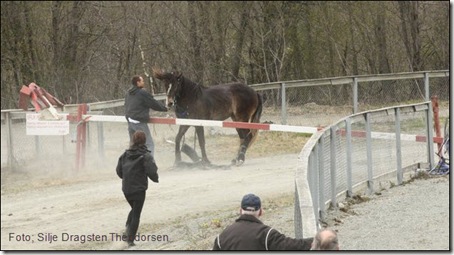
[248,92,263,148]
[252,92,263,124]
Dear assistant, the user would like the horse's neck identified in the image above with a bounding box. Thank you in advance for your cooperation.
[181,76,203,99]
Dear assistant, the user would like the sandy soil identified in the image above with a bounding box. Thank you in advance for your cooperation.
[1,150,301,250]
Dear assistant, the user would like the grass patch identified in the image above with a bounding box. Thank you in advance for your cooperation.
[201,131,311,161]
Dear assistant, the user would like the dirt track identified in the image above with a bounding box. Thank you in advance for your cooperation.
[1,151,300,250]
[1,105,326,251]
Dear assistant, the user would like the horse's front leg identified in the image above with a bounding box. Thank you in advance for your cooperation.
[175,125,190,164]
[195,126,210,164]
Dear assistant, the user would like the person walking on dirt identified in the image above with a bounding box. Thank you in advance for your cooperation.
[124,75,167,156]
[311,228,339,250]
[116,130,159,247]
[213,193,314,250]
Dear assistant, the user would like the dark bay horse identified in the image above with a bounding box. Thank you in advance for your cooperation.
[152,68,262,166]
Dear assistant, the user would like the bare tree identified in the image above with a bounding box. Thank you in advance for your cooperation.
[231,2,251,81]
[398,1,422,71]
[0,1,449,109]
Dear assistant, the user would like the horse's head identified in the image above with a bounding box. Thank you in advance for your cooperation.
[152,67,183,109]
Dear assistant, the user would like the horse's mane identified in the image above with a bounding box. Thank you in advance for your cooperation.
[180,75,203,97]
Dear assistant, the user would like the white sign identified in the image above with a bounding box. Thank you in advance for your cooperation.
[26,114,69,136]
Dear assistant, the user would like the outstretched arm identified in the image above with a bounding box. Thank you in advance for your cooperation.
[266,228,313,250]
[141,91,168,112]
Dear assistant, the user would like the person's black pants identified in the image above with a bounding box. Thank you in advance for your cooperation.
[124,191,146,244]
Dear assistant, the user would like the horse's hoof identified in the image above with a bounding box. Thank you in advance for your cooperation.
[200,160,211,169]
[235,159,244,166]
[173,161,184,168]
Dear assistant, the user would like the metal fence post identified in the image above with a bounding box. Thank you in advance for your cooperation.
[353,77,358,114]
[317,136,325,221]
[345,118,353,197]
[426,101,435,169]
[311,144,319,223]
[365,112,374,195]
[281,82,287,125]
[395,108,403,184]
[330,126,337,208]
[424,72,430,101]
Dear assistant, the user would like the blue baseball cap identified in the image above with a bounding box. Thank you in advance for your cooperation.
[241,193,261,211]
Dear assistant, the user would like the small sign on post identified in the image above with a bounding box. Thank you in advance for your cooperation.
[26,113,69,136]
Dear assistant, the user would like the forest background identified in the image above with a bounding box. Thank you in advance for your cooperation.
[0,1,449,109]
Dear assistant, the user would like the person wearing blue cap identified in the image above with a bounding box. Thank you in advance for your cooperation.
[213,193,314,250]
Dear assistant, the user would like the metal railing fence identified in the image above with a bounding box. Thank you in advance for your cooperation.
[294,101,434,239]
[1,70,448,171]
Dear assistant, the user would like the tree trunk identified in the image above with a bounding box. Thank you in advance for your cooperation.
[375,12,391,74]
[188,1,203,83]
[398,2,422,71]
[231,3,250,81]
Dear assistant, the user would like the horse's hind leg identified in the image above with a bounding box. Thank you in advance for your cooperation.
[195,126,210,164]
[234,128,254,166]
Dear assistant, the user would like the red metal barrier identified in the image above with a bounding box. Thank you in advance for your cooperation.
[431,95,442,151]
[75,104,88,171]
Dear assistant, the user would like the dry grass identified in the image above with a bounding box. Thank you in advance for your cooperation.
[202,131,311,162]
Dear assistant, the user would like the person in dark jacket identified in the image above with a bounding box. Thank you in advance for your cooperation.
[124,75,167,156]
[116,130,159,247]
[213,193,314,250]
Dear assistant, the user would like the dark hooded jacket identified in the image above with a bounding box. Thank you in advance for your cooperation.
[124,86,167,123]
[213,214,313,250]
[116,145,159,195]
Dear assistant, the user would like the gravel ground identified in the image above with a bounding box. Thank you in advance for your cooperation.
[323,173,450,251]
